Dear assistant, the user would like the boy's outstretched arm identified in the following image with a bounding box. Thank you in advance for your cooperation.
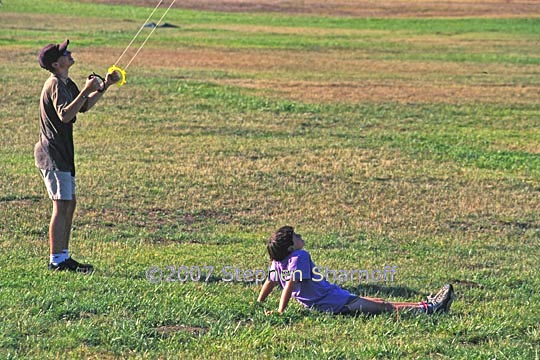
[257,279,277,303]
[278,280,297,314]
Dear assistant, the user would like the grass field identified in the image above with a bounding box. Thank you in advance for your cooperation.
[1,0,539,358]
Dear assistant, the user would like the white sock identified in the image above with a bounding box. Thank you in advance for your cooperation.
[62,249,70,259]
[50,253,68,265]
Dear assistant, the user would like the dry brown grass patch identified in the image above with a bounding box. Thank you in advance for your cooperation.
[155,325,208,337]
[76,47,538,105]
[218,78,539,105]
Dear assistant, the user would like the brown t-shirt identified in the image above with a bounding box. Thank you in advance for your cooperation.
[34,74,86,176]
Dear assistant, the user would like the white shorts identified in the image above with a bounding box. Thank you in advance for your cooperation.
[39,169,76,201]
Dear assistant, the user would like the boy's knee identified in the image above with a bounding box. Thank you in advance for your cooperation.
[53,199,76,215]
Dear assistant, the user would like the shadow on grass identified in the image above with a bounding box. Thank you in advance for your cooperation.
[0,194,41,203]
[344,283,421,298]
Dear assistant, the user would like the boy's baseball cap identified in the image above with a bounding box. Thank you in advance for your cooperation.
[38,39,70,71]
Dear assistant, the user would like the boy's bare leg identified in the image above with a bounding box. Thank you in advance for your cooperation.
[345,298,425,314]
[363,296,384,301]
[50,200,74,255]
[63,196,76,251]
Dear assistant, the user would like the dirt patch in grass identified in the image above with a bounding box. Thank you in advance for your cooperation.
[155,325,208,337]
[80,0,540,18]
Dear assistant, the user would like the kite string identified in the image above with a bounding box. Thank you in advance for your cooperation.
[113,0,165,67]
[124,0,178,70]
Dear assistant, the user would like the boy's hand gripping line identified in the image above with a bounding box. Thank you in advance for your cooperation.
[88,72,107,92]
[107,65,127,87]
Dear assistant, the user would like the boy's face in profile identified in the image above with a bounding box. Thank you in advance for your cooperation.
[292,232,305,250]
[53,50,74,71]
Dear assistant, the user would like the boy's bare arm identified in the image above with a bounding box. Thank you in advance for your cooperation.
[278,280,297,314]
[257,279,277,303]
[59,77,100,123]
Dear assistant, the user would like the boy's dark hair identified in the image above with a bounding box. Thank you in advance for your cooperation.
[267,226,295,261]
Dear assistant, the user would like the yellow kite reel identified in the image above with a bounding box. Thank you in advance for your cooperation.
[108,65,127,87]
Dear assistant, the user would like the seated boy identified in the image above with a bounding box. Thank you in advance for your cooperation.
[257,226,454,315]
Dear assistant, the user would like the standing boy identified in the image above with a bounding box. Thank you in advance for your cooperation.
[35,39,119,272]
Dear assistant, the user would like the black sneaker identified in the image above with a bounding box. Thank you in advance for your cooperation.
[427,284,454,314]
[48,257,94,274]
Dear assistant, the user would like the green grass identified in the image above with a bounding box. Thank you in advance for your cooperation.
[1,0,540,358]
[2,0,540,64]
[4,0,540,35]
